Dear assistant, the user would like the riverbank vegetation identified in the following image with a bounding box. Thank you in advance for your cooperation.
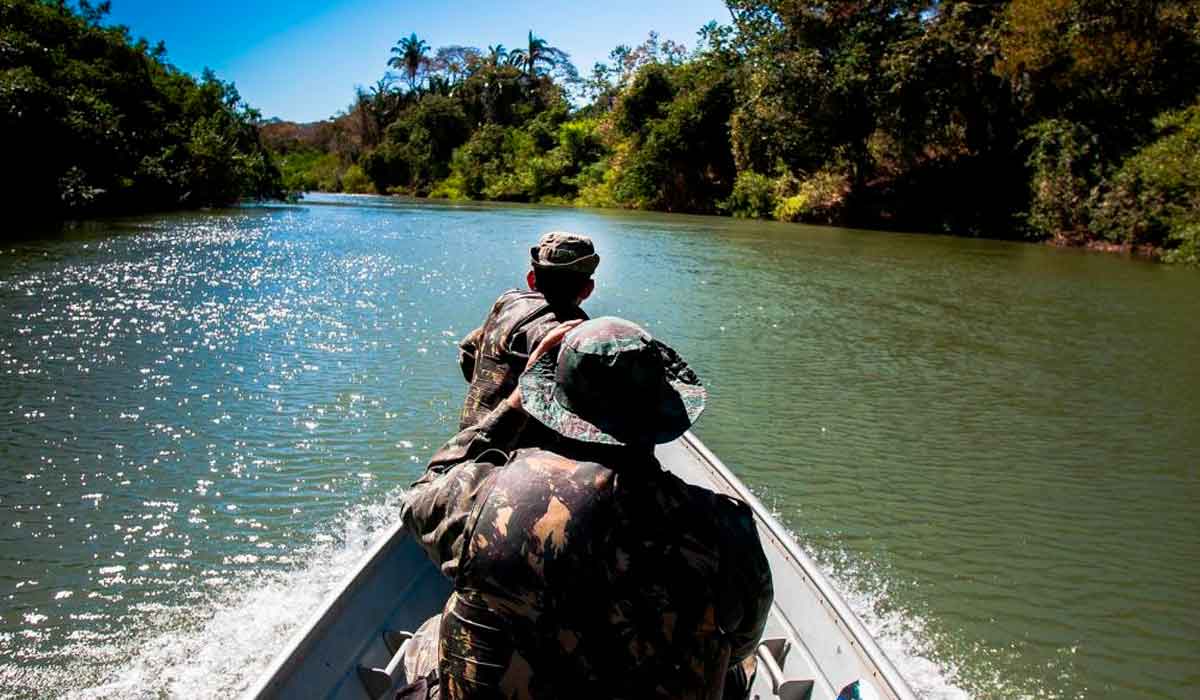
[4,1,1197,262]
[2,0,282,224]
[267,1,1199,262]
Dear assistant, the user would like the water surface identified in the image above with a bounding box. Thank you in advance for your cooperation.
[1,194,1197,698]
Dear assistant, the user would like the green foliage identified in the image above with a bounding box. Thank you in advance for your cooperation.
[1164,224,1200,266]
[1023,119,1103,239]
[772,169,851,224]
[340,165,375,194]
[609,57,738,212]
[995,0,1200,146]
[1,0,282,223]
[614,63,676,137]
[722,171,776,219]
[363,95,469,194]
[263,8,1200,264]
[1090,102,1200,260]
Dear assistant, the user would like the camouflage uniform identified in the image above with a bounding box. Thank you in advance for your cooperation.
[457,290,587,430]
[400,402,774,699]
[457,232,599,430]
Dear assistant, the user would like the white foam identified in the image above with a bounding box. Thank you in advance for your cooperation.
[822,559,970,700]
[69,491,405,699]
[69,488,976,700]
[776,525,974,700]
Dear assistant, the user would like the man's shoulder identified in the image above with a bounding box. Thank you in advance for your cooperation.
[484,290,548,328]
[654,472,758,541]
[503,448,617,496]
[509,447,612,477]
[493,288,542,307]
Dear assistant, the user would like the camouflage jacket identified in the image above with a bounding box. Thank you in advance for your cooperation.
[457,290,587,430]
[400,403,774,699]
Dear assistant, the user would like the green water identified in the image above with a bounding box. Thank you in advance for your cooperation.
[1,194,1197,698]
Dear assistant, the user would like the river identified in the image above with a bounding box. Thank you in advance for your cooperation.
[1,193,1197,699]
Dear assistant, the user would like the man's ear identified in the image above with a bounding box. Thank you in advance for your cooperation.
[579,278,595,303]
[526,270,538,291]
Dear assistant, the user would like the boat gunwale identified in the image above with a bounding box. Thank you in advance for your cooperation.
[243,519,410,699]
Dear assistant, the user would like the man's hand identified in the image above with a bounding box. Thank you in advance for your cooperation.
[526,319,583,371]
[507,319,583,411]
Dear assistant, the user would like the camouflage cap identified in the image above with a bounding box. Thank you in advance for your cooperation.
[519,317,706,446]
[529,232,600,275]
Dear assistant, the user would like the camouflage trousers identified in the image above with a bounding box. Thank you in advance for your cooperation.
[399,614,442,699]
[403,602,758,699]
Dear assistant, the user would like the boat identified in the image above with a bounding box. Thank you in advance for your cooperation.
[246,432,918,700]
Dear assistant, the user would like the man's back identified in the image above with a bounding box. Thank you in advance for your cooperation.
[417,445,772,699]
[458,231,599,430]
[405,316,770,698]
[458,290,586,429]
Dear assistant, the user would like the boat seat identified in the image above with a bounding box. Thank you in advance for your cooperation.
[756,637,815,700]
[357,629,413,700]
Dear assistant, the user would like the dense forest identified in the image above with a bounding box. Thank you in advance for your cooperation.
[264,2,1200,263]
[4,1,1198,262]
[1,0,282,222]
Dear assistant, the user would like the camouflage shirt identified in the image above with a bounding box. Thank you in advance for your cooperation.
[457,290,587,430]
[400,403,774,699]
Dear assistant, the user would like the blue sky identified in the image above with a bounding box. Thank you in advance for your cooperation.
[105,0,731,122]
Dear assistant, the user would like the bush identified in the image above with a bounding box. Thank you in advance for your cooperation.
[1024,119,1103,240]
[773,169,850,223]
[340,164,375,194]
[1090,101,1200,260]
[428,173,467,199]
[1165,224,1200,265]
[572,156,619,208]
[722,171,776,219]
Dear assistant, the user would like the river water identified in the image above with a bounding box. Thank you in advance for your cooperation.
[1,194,1197,699]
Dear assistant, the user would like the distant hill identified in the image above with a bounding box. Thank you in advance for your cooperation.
[258,111,375,194]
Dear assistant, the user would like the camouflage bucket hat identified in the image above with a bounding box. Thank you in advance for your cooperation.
[519,317,706,446]
[530,231,600,275]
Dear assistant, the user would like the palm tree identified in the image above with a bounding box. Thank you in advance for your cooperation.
[508,31,568,80]
[425,75,453,97]
[388,33,429,91]
[485,44,508,68]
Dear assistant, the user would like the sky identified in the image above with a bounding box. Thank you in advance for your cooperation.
[104,0,732,123]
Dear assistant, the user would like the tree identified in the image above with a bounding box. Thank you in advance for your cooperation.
[484,44,508,67]
[388,33,430,91]
[995,0,1200,147]
[362,95,470,193]
[1,0,281,224]
[509,31,569,80]
[429,45,482,84]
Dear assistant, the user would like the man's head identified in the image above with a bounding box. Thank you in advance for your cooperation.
[526,232,599,307]
[518,317,706,448]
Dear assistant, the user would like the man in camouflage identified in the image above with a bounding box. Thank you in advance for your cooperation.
[401,317,773,699]
[457,231,599,430]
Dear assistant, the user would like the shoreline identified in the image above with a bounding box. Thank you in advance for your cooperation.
[299,189,1174,264]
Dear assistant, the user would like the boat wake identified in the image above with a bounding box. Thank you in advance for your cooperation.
[67,492,408,699]
[59,488,979,700]
[811,547,972,700]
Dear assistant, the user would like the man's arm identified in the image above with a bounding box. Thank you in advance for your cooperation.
[458,326,483,382]
[400,400,527,577]
[722,501,774,663]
